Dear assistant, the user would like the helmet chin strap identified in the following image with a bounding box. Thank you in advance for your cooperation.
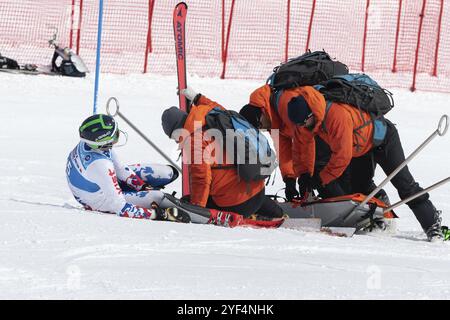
[83,129,127,151]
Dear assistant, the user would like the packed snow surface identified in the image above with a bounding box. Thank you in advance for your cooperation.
[0,73,449,299]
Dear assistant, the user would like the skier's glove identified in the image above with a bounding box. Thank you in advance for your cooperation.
[297,173,312,198]
[180,86,201,105]
[284,177,299,202]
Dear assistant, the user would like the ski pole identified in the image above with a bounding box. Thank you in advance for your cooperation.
[92,0,104,114]
[383,176,450,213]
[106,97,182,173]
[345,114,448,220]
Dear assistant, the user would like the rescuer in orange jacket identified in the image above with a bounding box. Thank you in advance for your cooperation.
[240,84,443,241]
[161,87,283,219]
[240,84,356,199]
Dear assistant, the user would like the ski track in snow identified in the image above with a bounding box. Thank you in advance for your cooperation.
[0,73,449,299]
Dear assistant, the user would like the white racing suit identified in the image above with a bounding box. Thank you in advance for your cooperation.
[66,142,178,219]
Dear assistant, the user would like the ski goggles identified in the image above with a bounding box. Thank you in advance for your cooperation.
[80,126,120,149]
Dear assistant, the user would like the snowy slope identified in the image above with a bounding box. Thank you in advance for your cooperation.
[0,73,449,299]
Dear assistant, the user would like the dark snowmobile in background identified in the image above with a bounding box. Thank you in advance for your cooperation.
[0,32,88,77]
[49,44,88,77]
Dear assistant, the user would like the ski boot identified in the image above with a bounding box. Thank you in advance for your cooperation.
[425,210,444,242]
[165,207,191,223]
[151,202,191,223]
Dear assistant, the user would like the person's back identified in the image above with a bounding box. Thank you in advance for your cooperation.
[162,88,283,219]
[169,95,265,208]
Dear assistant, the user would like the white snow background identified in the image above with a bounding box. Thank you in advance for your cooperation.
[0,73,449,299]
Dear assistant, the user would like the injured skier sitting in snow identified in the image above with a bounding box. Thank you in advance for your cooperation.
[161,87,284,220]
[65,114,189,222]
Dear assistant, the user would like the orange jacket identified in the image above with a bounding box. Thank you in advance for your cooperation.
[249,85,374,185]
[182,95,264,208]
[249,84,295,179]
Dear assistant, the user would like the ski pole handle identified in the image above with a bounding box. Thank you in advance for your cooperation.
[347,114,448,220]
[437,114,449,136]
[106,97,182,173]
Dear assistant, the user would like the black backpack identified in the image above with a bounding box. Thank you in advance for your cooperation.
[317,74,394,147]
[316,73,394,117]
[204,108,277,182]
[267,50,349,90]
[0,54,19,70]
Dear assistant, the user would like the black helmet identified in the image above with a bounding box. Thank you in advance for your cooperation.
[79,114,119,149]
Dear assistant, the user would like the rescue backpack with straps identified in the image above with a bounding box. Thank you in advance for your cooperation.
[267,50,349,90]
[0,54,19,70]
[204,107,277,182]
[316,73,394,146]
[316,73,394,118]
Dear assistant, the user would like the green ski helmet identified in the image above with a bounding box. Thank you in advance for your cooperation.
[79,114,119,149]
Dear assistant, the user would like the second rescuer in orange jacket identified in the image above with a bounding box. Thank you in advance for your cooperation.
[241,84,374,197]
[240,84,444,241]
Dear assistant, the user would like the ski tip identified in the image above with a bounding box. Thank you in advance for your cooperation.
[176,2,188,9]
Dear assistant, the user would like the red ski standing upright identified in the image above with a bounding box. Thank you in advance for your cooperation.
[173,2,190,196]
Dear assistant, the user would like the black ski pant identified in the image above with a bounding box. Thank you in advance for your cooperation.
[347,119,438,231]
[206,188,284,219]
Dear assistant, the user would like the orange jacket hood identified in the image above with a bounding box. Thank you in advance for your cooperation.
[248,84,274,122]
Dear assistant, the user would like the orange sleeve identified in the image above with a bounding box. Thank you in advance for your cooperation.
[293,127,316,177]
[319,111,354,185]
[189,134,213,207]
[196,95,223,109]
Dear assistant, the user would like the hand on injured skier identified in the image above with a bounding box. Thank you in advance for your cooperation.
[179,86,201,105]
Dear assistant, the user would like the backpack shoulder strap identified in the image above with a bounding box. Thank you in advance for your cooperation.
[269,89,283,115]
[321,100,333,133]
